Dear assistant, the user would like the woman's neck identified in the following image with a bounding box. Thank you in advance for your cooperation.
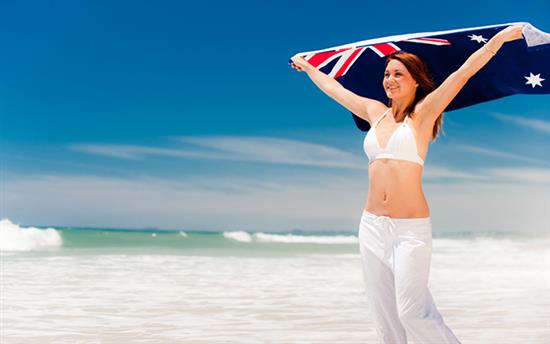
[391,100,413,122]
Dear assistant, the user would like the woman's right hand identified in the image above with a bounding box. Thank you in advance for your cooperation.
[495,24,524,43]
[290,55,312,73]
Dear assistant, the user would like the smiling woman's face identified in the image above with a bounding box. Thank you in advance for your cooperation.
[383,59,417,100]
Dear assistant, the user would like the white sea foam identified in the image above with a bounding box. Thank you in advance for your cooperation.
[0,219,62,252]
[255,232,358,244]
[223,231,359,244]
[223,231,252,242]
[178,231,188,237]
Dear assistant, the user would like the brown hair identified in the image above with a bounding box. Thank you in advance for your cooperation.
[385,51,444,141]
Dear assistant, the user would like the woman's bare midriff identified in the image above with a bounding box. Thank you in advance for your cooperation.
[364,159,430,218]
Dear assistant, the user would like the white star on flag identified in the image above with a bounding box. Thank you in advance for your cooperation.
[468,34,488,43]
[524,72,545,88]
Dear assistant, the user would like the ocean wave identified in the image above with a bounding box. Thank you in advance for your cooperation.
[222,231,358,244]
[223,231,253,242]
[0,219,62,252]
[255,233,358,244]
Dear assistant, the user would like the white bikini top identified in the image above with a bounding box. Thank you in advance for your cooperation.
[363,108,425,166]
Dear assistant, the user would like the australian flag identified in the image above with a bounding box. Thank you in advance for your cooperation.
[290,22,550,132]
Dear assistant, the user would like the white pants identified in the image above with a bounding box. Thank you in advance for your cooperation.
[358,210,462,344]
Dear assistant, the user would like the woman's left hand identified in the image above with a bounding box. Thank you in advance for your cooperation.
[495,24,524,43]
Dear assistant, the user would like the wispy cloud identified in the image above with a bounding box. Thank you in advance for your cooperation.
[71,136,366,169]
[453,144,550,166]
[423,165,550,184]
[174,136,364,168]
[71,136,550,181]
[489,112,550,135]
[481,167,550,184]
[70,144,213,160]
[423,165,487,181]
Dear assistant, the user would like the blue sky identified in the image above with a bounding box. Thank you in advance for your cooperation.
[1,0,549,234]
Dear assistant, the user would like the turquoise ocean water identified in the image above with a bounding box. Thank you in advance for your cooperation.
[1,219,530,255]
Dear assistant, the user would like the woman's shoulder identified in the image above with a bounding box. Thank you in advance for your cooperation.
[366,101,390,124]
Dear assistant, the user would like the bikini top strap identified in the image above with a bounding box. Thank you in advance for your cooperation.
[373,108,391,128]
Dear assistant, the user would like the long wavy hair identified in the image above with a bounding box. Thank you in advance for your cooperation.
[385,51,444,141]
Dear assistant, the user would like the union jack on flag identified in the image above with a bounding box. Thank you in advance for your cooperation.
[290,22,550,131]
[303,36,450,79]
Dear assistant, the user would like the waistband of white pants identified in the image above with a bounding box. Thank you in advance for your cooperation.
[362,210,431,226]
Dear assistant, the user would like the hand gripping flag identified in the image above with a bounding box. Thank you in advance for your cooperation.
[290,22,550,132]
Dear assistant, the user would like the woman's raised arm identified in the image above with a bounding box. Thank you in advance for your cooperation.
[291,55,385,124]
[417,24,525,129]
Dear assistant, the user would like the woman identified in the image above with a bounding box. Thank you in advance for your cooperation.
[291,24,524,344]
